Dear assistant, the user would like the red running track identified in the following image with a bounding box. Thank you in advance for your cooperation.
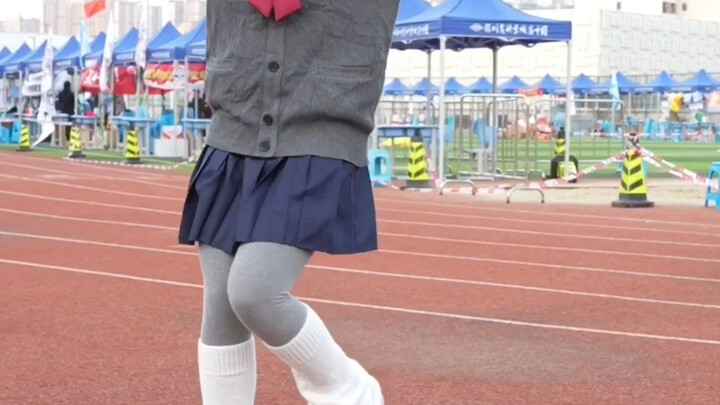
[1,152,720,404]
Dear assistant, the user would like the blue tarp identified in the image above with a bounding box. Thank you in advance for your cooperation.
[54,36,80,70]
[596,71,653,94]
[645,71,682,93]
[678,69,720,93]
[392,0,572,51]
[444,77,466,95]
[571,73,598,95]
[383,78,407,96]
[82,32,107,67]
[500,75,529,93]
[116,23,181,65]
[1,43,33,76]
[463,77,492,93]
[149,19,206,63]
[407,77,438,96]
[532,74,564,94]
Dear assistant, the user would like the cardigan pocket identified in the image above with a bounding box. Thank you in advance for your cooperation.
[205,59,261,119]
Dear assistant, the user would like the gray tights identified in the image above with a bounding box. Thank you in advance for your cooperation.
[198,242,312,347]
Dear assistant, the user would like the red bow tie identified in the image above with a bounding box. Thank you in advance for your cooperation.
[248,0,301,21]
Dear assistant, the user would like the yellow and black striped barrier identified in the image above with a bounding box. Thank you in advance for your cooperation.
[125,129,141,164]
[67,126,86,159]
[612,148,654,208]
[403,133,433,189]
[16,125,31,152]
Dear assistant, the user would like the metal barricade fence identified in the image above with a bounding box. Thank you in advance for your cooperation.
[372,96,627,192]
[447,94,532,182]
[530,98,624,163]
[506,98,627,203]
[373,100,438,178]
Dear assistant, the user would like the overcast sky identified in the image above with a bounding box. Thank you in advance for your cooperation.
[8,1,43,19]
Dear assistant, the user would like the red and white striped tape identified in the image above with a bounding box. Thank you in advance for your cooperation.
[640,148,719,191]
[62,157,175,171]
[525,153,625,190]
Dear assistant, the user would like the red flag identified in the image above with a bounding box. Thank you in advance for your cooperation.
[84,0,107,19]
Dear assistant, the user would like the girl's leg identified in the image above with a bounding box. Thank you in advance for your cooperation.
[226,242,383,405]
[197,244,257,405]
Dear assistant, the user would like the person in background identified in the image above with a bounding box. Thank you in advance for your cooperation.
[56,81,75,141]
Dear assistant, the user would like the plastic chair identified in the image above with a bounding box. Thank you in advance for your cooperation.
[367,149,393,187]
[705,162,720,210]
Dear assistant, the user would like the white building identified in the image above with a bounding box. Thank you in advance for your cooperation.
[168,0,206,33]
[385,0,720,86]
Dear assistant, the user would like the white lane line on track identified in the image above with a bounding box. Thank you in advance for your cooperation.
[4,152,720,229]
[0,174,182,201]
[1,228,719,308]
[373,197,720,230]
[3,204,718,265]
[0,160,188,190]
[3,169,719,240]
[4,186,719,241]
[0,154,186,181]
[379,232,720,264]
[1,209,718,284]
[3,259,720,346]
[0,160,720,229]
[377,207,720,240]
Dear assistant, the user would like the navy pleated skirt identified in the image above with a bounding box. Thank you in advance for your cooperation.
[178,146,378,255]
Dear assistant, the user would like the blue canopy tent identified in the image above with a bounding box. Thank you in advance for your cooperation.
[149,19,206,63]
[645,71,684,93]
[0,48,11,65]
[0,47,12,76]
[185,39,206,62]
[571,73,599,95]
[677,69,720,93]
[2,43,34,77]
[185,21,208,62]
[499,75,529,94]
[407,77,439,96]
[595,71,653,94]
[444,77,467,95]
[112,28,139,65]
[24,40,57,74]
[463,77,492,93]
[383,78,408,96]
[532,74,564,95]
[82,32,107,68]
[392,0,573,180]
[54,36,80,70]
[397,0,433,21]
[115,23,181,65]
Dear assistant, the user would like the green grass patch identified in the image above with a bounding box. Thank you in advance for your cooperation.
[0,144,197,173]
[5,138,718,179]
[385,138,720,180]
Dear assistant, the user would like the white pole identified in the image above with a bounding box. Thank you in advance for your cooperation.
[438,35,446,183]
[491,47,498,179]
[564,40,572,169]
[183,56,190,159]
[426,51,432,124]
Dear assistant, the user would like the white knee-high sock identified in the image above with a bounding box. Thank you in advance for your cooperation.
[198,337,257,405]
[264,304,383,405]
